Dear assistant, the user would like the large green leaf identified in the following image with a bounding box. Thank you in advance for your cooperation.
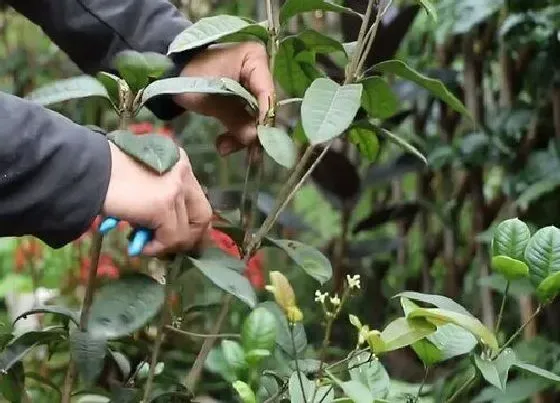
[427,324,477,360]
[411,339,444,366]
[294,30,345,55]
[70,330,107,385]
[259,301,307,357]
[372,60,470,117]
[279,0,360,24]
[267,239,332,284]
[0,362,24,403]
[327,372,374,403]
[168,16,252,54]
[108,130,180,175]
[189,255,257,307]
[13,305,79,326]
[96,72,121,104]
[141,77,257,109]
[491,256,529,281]
[205,347,237,382]
[241,307,277,352]
[301,78,362,145]
[395,291,474,317]
[524,226,560,287]
[379,317,436,352]
[25,76,109,106]
[221,340,247,373]
[408,307,499,353]
[275,38,323,97]
[348,352,390,399]
[0,330,64,372]
[113,50,173,92]
[257,126,297,168]
[360,77,399,119]
[87,273,165,339]
[492,218,531,261]
[474,349,516,390]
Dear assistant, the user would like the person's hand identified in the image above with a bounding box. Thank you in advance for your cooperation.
[174,42,274,156]
[101,142,212,256]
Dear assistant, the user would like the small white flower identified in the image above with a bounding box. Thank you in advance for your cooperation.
[347,274,361,290]
[330,294,341,306]
[314,290,328,304]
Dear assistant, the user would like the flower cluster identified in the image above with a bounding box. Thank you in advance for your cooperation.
[314,274,361,317]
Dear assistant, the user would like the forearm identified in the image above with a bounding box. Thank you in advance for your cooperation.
[0,92,111,248]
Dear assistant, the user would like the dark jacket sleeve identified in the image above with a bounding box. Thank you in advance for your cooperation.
[8,0,196,120]
[0,92,111,248]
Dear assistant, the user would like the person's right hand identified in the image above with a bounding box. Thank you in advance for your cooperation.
[101,142,212,257]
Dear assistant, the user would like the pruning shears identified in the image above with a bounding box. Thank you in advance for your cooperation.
[98,217,153,257]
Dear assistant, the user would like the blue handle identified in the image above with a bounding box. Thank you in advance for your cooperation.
[98,217,153,256]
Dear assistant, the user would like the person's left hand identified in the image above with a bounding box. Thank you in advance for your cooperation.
[173,42,274,156]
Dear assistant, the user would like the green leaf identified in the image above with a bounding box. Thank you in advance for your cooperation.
[25,371,61,397]
[379,317,436,352]
[13,305,79,326]
[25,76,109,106]
[412,339,444,366]
[0,362,24,403]
[417,0,437,22]
[245,349,271,367]
[141,77,257,110]
[288,372,315,403]
[288,371,333,403]
[70,330,107,385]
[221,340,247,373]
[0,330,64,372]
[241,307,277,353]
[492,218,531,260]
[96,72,121,104]
[348,352,390,399]
[372,126,427,165]
[343,42,358,59]
[514,362,560,382]
[360,77,399,119]
[267,238,332,284]
[427,324,477,360]
[259,301,307,357]
[275,38,323,98]
[205,347,237,382]
[257,126,297,168]
[108,130,180,175]
[395,291,474,317]
[142,52,174,80]
[279,0,360,24]
[472,378,550,403]
[491,256,529,281]
[408,307,499,353]
[190,255,257,307]
[168,16,251,54]
[372,60,470,117]
[257,377,280,402]
[219,22,269,44]
[301,78,362,145]
[329,374,374,403]
[114,50,150,92]
[109,350,131,379]
[348,125,380,162]
[294,30,345,54]
[524,226,560,287]
[474,349,516,390]
[87,273,165,339]
[536,271,560,302]
[232,381,257,403]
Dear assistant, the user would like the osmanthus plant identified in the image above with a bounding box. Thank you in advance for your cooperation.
[4,1,559,403]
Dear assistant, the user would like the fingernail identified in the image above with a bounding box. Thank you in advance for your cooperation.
[99,217,119,235]
[218,140,233,156]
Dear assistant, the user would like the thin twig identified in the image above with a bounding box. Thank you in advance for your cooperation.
[356,0,394,76]
[347,0,376,79]
[446,371,477,403]
[497,304,542,356]
[290,324,307,403]
[494,281,510,334]
[165,325,239,339]
[143,256,182,401]
[417,366,429,400]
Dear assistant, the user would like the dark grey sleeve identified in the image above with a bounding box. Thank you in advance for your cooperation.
[8,0,195,119]
[0,92,111,248]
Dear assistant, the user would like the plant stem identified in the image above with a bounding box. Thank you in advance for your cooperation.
[347,0,376,80]
[165,325,240,339]
[495,281,510,334]
[356,0,394,76]
[497,304,543,356]
[143,256,182,402]
[417,366,429,401]
[290,323,307,403]
[61,231,103,403]
[185,294,233,393]
[446,371,476,403]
